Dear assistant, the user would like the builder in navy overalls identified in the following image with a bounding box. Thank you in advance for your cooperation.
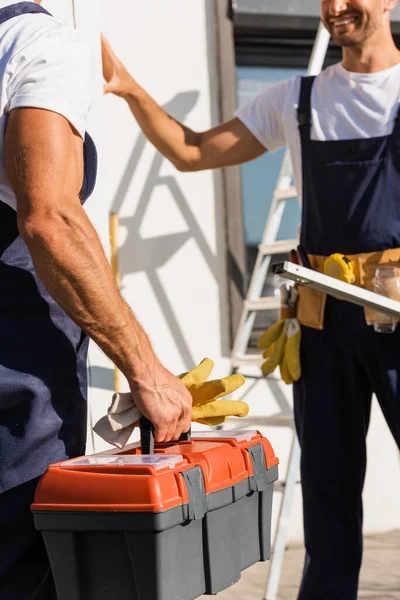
[101,0,400,596]
[0,2,192,598]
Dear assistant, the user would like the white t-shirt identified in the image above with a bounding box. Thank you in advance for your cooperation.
[236,61,400,204]
[0,0,92,210]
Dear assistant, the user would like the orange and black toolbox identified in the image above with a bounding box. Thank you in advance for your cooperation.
[32,421,279,600]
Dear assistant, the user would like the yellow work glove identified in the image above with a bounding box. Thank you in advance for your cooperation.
[179,358,248,426]
[93,359,249,448]
[257,284,301,385]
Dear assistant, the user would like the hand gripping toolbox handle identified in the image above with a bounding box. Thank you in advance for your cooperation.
[139,418,192,455]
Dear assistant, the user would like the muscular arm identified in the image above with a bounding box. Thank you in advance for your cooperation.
[5,108,153,379]
[4,107,192,441]
[102,36,267,171]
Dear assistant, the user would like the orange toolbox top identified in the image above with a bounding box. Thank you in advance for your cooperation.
[32,424,278,514]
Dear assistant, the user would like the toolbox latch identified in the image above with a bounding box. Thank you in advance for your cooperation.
[247,444,269,492]
[181,466,207,521]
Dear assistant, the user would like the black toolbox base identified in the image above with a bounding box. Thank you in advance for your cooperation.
[43,520,206,600]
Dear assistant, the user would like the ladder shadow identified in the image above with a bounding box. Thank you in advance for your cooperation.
[110,91,229,367]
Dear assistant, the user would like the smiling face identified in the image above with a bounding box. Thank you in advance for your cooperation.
[321,0,393,47]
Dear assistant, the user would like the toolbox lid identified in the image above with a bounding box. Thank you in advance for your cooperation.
[32,453,193,514]
[32,428,278,515]
[190,429,279,471]
[65,455,184,470]
[192,430,258,442]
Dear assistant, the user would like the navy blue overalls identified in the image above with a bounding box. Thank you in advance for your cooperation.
[0,3,97,598]
[294,76,400,599]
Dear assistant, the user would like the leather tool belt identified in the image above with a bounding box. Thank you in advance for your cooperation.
[295,249,400,330]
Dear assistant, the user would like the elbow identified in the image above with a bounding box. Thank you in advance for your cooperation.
[18,206,70,249]
[171,137,203,172]
[18,213,46,247]
[174,160,193,173]
[172,156,201,173]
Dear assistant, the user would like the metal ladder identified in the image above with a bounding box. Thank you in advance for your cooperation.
[229,23,331,600]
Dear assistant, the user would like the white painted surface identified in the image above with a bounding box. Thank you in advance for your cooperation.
[41,0,73,26]
[42,0,400,541]
[79,0,230,453]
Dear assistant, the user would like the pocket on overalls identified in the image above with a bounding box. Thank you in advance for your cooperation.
[325,158,386,168]
[324,158,387,194]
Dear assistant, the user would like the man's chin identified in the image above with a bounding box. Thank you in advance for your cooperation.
[330,32,362,48]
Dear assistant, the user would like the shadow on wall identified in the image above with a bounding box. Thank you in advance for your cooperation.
[110,91,229,368]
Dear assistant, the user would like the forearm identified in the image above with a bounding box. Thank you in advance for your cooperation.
[122,79,201,171]
[19,202,158,382]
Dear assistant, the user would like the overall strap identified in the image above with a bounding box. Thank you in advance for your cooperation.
[394,103,400,128]
[0,2,51,25]
[297,76,316,129]
[80,133,98,203]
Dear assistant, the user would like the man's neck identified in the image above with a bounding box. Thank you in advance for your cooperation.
[342,28,400,73]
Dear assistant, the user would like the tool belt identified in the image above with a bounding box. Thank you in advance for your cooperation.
[296,248,400,330]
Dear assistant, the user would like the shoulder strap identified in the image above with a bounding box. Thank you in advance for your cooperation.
[0,2,51,26]
[297,76,316,127]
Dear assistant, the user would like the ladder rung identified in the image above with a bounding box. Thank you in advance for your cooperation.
[245,297,281,311]
[274,186,298,201]
[262,415,294,426]
[231,354,263,367]
[224,402,295,426]
[259,239,298,256]
[243,414,294,427]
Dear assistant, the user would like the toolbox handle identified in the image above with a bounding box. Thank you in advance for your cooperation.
[139,418,192,455]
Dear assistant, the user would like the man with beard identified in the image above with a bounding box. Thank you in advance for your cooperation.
[101,1,400,597]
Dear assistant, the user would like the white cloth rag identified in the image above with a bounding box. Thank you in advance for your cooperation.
[280,282,298,309]
[93,392,141,449]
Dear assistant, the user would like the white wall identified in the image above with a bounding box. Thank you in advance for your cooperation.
[41,0,73,25]
[41,0,400,541]
[69,0,231,451]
